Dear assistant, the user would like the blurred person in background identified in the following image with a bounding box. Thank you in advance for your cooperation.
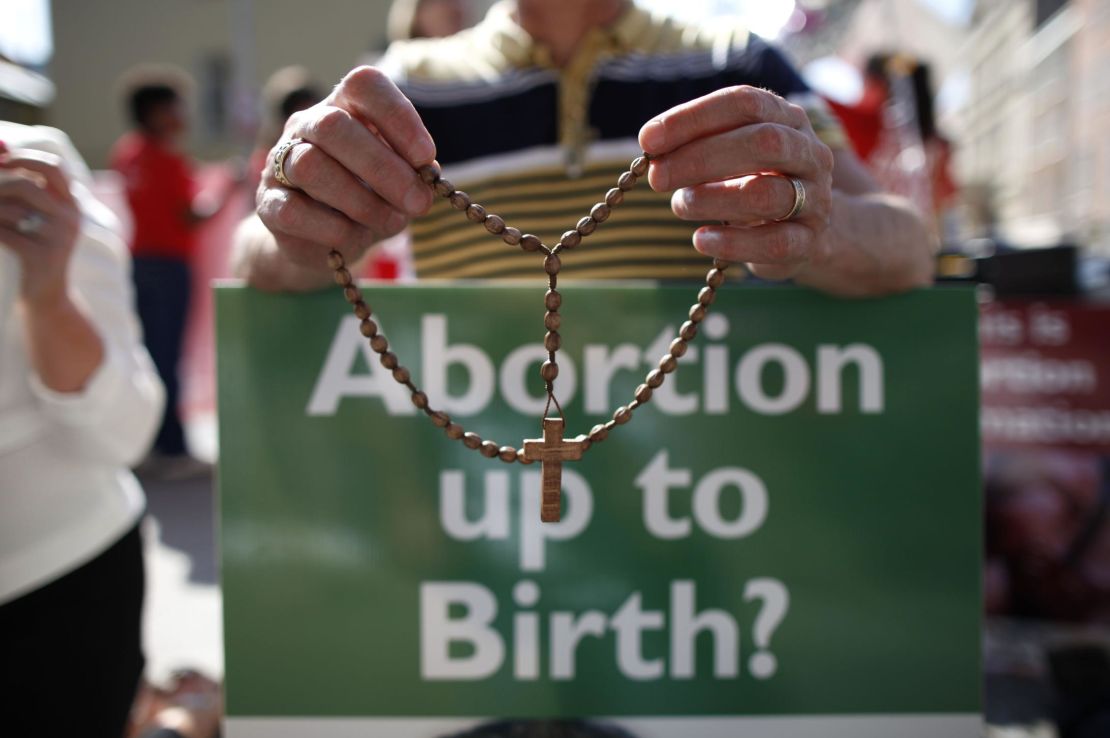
[110,69,240,476]
[828,54,957,242]
[0,124,163,738]
[387,0,471,43]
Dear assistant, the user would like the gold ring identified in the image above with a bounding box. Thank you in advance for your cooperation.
[273,137,305,188]
[774,175,806,222]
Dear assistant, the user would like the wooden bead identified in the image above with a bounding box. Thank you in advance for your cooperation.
[545,290,561,310]
[417,163,441,185]
[647,368,665,388]
[635,383,653,403]
[689,304,708,323]
[327,251,345,270]
[392,365,410,383]
[605,188,624,207]
[589,424,609,442]
[576,217,596,236]
[445,423,465,440]
[540,361,559,382]
[434,179,454,197]
[544,331,560,352]
[449,191,471,210]
[411,391,428,409]
[590,203,611,223]
[706,268,726,288]
[466,203,486,223]
[521,234,543,252]
[630,156,649,177]
[380,351,399,370]
[576,435,592,453]
[659,354,678,373]
[614,406,632,424]
[480,440,500,458]
[698,286,716,306]
[502,226,522,246]
[679,320,698,341]
[462,432,482,449]
[669,338,688,358]
[343,285,361,303]
[544,311,561,330]
[618,171,638,191]
[370,334,388,353]
[560,230,581,249]
[333,267,352,286]
[498,445,517,463]
[353,301,371,320]
[359,318,378,337]
[484,214,506,234]
[517,448,535,464]
[431,411,450,428]
[544,254,561,275]
[713,258,730,270]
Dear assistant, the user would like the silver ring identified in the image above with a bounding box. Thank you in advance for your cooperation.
[774,176,806,222]
[15,211,45,235]
[273,137,305,188]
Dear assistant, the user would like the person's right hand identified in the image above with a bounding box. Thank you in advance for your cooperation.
[256,66,437,268]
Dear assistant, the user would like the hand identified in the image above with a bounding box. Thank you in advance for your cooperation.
[639,85,835,282]
[256,66,437,268]
[0,148,82,308]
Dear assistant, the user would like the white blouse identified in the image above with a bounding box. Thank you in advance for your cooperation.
[0,123,164,605]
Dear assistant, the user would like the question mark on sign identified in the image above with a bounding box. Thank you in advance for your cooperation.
[743,578,790,679]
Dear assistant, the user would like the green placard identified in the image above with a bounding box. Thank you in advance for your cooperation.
[217,284,981,738]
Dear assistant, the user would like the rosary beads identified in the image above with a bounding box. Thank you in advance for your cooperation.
[325,153,729,521]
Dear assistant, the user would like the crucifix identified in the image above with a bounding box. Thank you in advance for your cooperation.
[523,417,587,523]
[322,152,731,524]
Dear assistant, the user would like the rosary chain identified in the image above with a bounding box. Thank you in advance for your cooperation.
[326,153,730,464]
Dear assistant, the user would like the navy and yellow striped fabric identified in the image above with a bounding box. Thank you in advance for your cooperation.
[379,1,846,281]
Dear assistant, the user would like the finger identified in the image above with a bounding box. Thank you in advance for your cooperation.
[0,201,31,229]
[0,151,75,204]
[257,186,403,268]
[649,123,827,190]
[287,105,432,215]
[639,85,810,156]
[0,225,35,255]
[278,140,410,229]
[0,178,67,219]
[692,222,817,268]
[672,173,817,224]
[329,66,436,167]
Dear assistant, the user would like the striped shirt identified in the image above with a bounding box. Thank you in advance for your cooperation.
[379,1,846,281]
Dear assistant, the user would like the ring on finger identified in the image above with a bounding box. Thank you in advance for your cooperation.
[15,210,45,235]
[773,175,806,222]
[273,138,306,188]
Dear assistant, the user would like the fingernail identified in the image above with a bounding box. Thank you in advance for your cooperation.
[640,119,665,152]
[692,228,720,255]
[411,137,435,166]
[650,160,668,190]
[404,186,430,214]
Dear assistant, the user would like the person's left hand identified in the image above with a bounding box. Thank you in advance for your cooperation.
[639,85,835,281]
[0,147,82,308]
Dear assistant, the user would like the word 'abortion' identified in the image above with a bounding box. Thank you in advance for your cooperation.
[308,314,886,417]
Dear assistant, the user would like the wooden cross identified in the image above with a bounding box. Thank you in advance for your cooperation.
[522,417,587,523]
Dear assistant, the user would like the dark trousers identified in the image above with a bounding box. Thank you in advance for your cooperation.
[133,256,191,456]
[0,524,146,738]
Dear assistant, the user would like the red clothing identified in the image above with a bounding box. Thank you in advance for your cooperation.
[110,132,197,259]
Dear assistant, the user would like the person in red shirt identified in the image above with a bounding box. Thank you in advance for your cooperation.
[110,74,236,470]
